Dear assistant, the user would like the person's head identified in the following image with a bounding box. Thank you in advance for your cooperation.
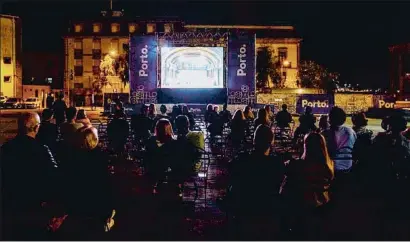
[244,105,251,114]
[381,116,390,131]
[305,106,313,114]
[182,105,189,114]
[253,124,274,155]
[214,105,219,113]
[140,104,149,116]
[329,106,346,127]
[301,132,334,178]
[223,103,228,111]
[160,104,167,114]
[264,105,271,113]
[155,119,174,143]
[175,115,190,136]
[42,109,53,121]
[351,112,368,128]
[233,109,245,121]
[65,107,78,122]
[319,115,329,130]
[77,127,99,150]
[149,103,156,115]
[114,108,126,119]
[257,108,269,124]
[76,109,87,120]
[207,104,213,112]
[18,112,41,137]
[282,104,288,111]
[388,114,407,133]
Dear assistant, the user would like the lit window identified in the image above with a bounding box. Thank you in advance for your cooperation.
[74,39,83,49]
[147,23,156,33]
[93,23,102,33]
[129,23,138,33]
[164,23,174,33]
[111,23,120,33]
[3,57,11,64]
[92,38,101,49]
[110,39,119,52]
[4,76,11,82]
[278,47,288,61]
[75,59,83,66]
[74,24,83,33]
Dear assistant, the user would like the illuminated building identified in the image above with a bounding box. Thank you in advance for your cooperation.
[389,43,410,98]
[64,9,301,105]
[0,14,22,98]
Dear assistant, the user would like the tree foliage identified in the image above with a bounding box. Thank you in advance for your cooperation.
[298,60,339,93]
[256,47,281,89]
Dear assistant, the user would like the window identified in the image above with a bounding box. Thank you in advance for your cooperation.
[92,60,101,75]
[4,76,11,82]
[164,23,174,33]
[3,57,11,64]
[110,39,119,52]
[92,38,101,49]
[74,66,83,76]
[147,23,156,33]
[74,24,83,33]
[129,23,138,33]
[74,83,84,88]
[93,23,102,33]
[111,23,120,33]
[282,72,287,78]
[35,90,39,98]
[74,39,83,49]
[278,47,288,61]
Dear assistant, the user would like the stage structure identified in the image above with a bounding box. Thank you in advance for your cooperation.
[129,31,256,105]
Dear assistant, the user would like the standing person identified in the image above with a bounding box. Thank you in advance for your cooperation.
[46,93,54,109]
[275,104,293,129]
[52,93,67,126]
[265,105,275,123]
[1,112,58,240]
[37,109,58,154]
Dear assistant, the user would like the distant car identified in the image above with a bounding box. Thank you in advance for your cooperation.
[0,96,7,108]
[3,98,23,109]
[24,97,40,109]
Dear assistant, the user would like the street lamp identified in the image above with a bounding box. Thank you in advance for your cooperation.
[109,50,117,57]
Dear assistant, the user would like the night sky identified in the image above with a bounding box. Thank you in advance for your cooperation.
[2,0,410,89]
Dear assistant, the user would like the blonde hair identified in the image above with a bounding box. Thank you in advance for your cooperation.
[78,126,99,150]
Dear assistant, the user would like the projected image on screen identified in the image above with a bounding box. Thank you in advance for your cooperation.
[161,47,224,89]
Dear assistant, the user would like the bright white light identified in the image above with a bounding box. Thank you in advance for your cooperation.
[297,88,303,94]
[109,50,117,57]
[161,47,224,89]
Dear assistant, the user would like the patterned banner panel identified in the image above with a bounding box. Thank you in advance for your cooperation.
[129,35,158,104]
[227,33,256,105]
[334,93,374,114]
[256,93,297,114]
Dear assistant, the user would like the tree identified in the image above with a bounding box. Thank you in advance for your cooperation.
[256,47,281,89]
[298,60,339,93]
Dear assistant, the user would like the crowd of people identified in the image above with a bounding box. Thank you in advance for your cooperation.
[2,99,410,240]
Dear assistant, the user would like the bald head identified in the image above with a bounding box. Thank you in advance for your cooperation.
[18,112,41,136]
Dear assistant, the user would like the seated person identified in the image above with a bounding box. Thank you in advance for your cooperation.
[265,105,275,123]
[107,108,130,155]
[254,108,271,128]
[243,105,255,121]
[220,103,232,124]
[275,104,293,129]
[36,108,58,153]
[293,106,317,142]
[224,124,285,216]
[60,107,84,145]
[182,105,196,130]
[229,110,247,149]
[131,104,153,142]
[76,109,92,127]
[60,127,115,236]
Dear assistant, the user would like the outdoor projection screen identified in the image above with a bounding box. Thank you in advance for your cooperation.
[160,47,224,89]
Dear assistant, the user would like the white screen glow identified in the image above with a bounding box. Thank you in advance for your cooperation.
[160,47,224,89]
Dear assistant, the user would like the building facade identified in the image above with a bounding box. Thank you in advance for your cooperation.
[0,14,22,98]
[64,10,301,105]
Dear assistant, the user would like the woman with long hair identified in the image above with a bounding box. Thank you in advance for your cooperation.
[254,108,270,128]
[281,132,334,238]
[230,109,247,149]
[243,105,255,120]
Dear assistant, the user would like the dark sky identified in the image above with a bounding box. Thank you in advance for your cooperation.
[1,0,409,89]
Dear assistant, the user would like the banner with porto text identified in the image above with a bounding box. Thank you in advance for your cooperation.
[296,94,334,114]
[129,35,158,104]
[227,33,256,105]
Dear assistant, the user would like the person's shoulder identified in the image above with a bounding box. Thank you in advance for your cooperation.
[342,126,356,135]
